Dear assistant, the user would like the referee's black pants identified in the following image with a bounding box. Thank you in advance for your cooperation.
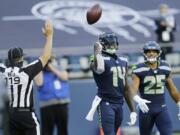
[40,103,69,135]
[8,109,40,135]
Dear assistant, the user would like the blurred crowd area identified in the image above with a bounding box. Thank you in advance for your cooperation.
[1,50,180,79]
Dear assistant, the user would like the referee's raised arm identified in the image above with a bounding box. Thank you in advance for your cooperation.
[39,20,53,67]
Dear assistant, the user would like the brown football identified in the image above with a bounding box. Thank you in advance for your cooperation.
[86,4,102,25]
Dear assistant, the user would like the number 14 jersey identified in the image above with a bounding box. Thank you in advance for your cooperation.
[92,54,128,104]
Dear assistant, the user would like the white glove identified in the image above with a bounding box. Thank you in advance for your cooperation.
[177,101,180,120]
[94,42,102,55]
[127,112,137,126]
[133,95,151,113]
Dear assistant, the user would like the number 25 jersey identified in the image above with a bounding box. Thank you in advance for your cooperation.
[132,60,171,105]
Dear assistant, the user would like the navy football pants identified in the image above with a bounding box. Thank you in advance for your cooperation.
[97,101,123,135]
[139,106,172,135]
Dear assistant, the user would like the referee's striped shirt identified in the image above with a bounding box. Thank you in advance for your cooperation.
[0,59,43,108]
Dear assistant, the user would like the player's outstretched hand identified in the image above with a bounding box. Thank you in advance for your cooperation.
[94,42,102,55]
[42,20,53,37]
[138,99,151,113]
[133,95,151,113]
[127,112,137,126]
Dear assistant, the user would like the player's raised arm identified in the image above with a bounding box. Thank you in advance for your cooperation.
[39,20,53,67]
[91,42,104,74]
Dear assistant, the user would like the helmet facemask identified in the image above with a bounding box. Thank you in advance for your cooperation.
[143,50,161,63]
[143,41,161,64]
[99,32,119,55]
[104,43,118,54]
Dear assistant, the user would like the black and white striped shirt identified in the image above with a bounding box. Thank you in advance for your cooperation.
[0,59,43,108]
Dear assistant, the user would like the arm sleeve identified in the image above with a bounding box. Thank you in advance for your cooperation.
[91,54,105,74]
[95,54,105,74]
[23,59,43,79]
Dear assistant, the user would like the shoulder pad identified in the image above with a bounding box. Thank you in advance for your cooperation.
[132,62,150,73]
[160,60,170,67]
[159,60,171,71]
[119,56,128,62]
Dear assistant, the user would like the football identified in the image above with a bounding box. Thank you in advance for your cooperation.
[86,4,102,25]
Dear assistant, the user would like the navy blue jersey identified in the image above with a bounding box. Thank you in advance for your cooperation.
[92,54,128,104]
[132,60,171,105]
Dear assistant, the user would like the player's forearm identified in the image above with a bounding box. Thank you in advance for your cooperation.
[130,74,140,97]
[170,88,180,103]
[124,92,136,112]
[91,54,104,74]
[93,42,104,74]
[94,54,104,74]
[124,86,136,112]
[130,84,139,97]
[129,84,143,104]
[166,79,180,103]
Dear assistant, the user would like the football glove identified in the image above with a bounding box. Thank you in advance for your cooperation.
[127,112,137,126]
[133,95,151,113]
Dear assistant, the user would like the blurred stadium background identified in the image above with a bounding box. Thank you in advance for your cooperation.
[0,0,180,135]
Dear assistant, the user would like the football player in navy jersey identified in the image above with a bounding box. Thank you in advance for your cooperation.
[130,41,180,135]
[86,32,137,135]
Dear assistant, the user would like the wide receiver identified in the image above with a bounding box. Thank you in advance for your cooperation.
[86,32,137,135]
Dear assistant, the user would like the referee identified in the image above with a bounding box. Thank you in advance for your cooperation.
[0,20,53,135]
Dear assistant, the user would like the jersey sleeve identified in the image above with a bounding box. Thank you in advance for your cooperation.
[119,56,129,71]
[123,58,129,74]
[131,63,149,77]
[22,59,43,79]
[131,64,140,76]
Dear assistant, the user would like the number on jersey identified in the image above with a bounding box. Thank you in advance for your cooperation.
[111,67,126,87]
[144,75,165,94]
